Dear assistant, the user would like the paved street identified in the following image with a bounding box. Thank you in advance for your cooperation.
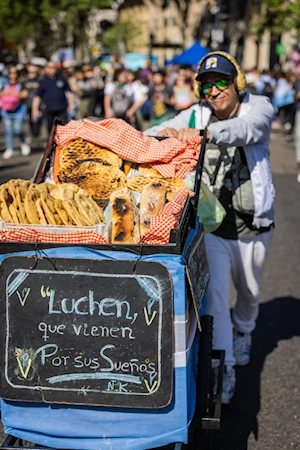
[207,130,300,450]
[0,122,299,449]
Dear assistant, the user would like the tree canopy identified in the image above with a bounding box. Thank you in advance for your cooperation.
[101,17,143,54]
[254,0,300,37]
[0,0,112,57]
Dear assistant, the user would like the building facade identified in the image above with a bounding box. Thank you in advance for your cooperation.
[117,0,298,71]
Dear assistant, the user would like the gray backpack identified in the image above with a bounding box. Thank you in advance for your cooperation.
[209,146,255,216]
[231,149,255,215]
[111,85,132,117]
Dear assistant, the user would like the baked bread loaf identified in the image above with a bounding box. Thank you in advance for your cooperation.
[65,166,126,200]
[110,189,140,244]
[127,175,186,200]
[58,138,122,182]
[50,183,88,200]
[40,192,63,225]
[6,179,31,190]
[61,199,88,227]
[15,186,29,224]
[140,182,167,237]
[35,182,55,195]
[35,198,48,224]
[24,186,41,224]
[138,163,163,178]
[53,198,73,226]
[0,187,13,223]
[127,176,162,192]
[74,193,106,225]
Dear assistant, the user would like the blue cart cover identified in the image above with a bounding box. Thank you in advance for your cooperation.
[0,246,200,449]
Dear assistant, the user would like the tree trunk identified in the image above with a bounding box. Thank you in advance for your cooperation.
[73,10,89,63]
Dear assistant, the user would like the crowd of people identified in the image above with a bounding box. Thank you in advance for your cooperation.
[0,57,299,175]
[245,67,299,142]
[244,66,300,181]
[0,59,197,160]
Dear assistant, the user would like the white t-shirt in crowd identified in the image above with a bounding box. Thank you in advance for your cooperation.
[131,80,149,102]
[104,81,133,99]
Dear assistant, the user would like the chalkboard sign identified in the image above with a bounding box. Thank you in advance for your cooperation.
[0,256,173,408]
[186,227,210,321]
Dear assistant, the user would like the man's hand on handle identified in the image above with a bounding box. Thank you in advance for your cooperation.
[157,127,209,142]
[157,128,179,138]
[177,128,201,142]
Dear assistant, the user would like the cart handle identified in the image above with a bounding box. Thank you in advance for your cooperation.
[33,117,63,184]
[191,128,207,228]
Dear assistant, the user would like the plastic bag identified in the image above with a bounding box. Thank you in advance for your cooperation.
[184,170,196,190]
[197,182,227,234]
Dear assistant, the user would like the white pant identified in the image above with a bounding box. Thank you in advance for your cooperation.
[204,231,273,366]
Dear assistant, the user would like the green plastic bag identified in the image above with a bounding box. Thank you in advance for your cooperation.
[197,182,227,234]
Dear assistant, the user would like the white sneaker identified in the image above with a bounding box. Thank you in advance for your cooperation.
[297,173,300,183]
[2,148,15,159]
[233,329,252,366]
[21,143,31,156]
[213,365,236,405]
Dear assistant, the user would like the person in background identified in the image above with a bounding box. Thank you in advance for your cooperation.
[89,65,105,117]
[257,69,276,101]
[290,47,300,77]
[23,63,42,140]
[62,60,80,119]
[76,65,98,119]
[173,67,195,112]
[144,52,275,404]
[31,61,74,134]
[0,63,7,91]
[165,65,178,87]
[0,63,7,115]
[124,70,149,129]
[62,61,78,93]
[273,71,296,142]
[103,68,133,122]
[182,64,195,87]
[245,72,258,95]
[0,65,30,159]
[148,69,175,126]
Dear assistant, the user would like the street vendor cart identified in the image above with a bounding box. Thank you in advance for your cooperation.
[0,120,224,450]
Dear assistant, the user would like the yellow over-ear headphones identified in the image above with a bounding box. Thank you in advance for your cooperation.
[193,51,247,99]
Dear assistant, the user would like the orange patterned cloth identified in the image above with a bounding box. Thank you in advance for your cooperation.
[0,229,109,244]
[141,188,194,245]
[54,118,202,178]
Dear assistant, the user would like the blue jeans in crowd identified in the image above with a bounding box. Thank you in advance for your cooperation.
[1,104,27,150]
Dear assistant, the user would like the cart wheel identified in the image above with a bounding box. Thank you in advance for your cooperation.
[196,314,213,420]
[186,315,214,449]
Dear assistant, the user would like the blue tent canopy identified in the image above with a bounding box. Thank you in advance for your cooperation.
[166,41,209,66]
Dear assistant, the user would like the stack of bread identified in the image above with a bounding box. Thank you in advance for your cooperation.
[0,138,189,245]
[0,179,105,227]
